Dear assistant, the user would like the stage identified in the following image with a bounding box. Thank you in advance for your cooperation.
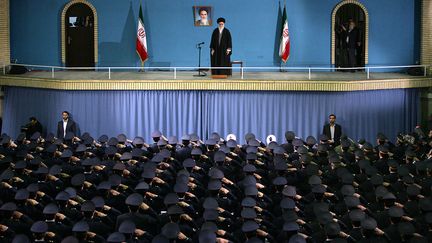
[0,69,431,91]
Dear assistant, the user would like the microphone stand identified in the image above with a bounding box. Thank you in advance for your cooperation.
[194,43,206,77]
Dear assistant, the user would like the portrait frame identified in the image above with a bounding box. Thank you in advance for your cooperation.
[193,6,212,27]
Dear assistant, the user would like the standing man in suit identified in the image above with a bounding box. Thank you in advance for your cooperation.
[323,114,342,147]
[342,19,361,72]
[57,111,77,139]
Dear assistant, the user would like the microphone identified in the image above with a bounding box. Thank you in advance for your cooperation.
[197,42,205,45]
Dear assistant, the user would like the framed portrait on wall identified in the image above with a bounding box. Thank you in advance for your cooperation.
[194,6,212,26]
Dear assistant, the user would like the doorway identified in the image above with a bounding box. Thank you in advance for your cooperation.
[65,3,95,67]
[332,1,368,69]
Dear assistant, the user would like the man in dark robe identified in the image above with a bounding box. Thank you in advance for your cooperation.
[210,17,232,75]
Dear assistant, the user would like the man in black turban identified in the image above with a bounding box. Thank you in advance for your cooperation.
[210,17,232,75]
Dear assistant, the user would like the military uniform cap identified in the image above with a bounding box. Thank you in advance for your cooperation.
[341,139,351,148]
[119,220,136,234]
[0,202,17,211]
[30,158,42,166]
[243,164,256,173]
[325,222,341,236]
[300,153,312,163]
[24,183,38,194]
[191,147,202,155]
[297,146,308,155]
[403,175,414,184]
[227,139,237,148]
[374,186,388,198]
[283,210,298,222]
[241,207,257,219]
[182,158,196,168]
[81,159,95,166]
[397,165,410,176]
[31,221,48,233]
[71,173,85,186]
[245,237,264,243]
[312,184,326,194]
[34,166,49,175]
[81,201,96,212]
[16,133,26,142]
[152,235,169,243]
[14,160,27,169]
[208,167,224,179]
[242,220,259,232]
[53,138,63,146]
[108,175,122,187]
[161,222,180,240]
[167,136,178,145]
[243,175,257,187]
[340,185,355,196]
[201,222,218,232]
[73,221,90,232]
[190,133,200,142]
[157,139,167,146]
[285,131,295,141]
[151,154,164,163]
[43,203,59,214]
[131,148,144,158]
[361,217,377,230]
[241,197,257,207]
[98,135,108,143]
[248,139,260,147]
[135,181,150,190]
[151,130,162,138]
[273,176,288,186]
[319,134,329,142]
[364,166,378,176]
[245,133,256,142]
[15,189,29,200]
[349,209,365,222]
[125,193,143,206]
[199,230,216,243]
[60,149,73,158]
[288,234,306,243]
[267,141,278,150]
[180,134,190,141]
[203,209,218,221]
[398,222,415,236]
[344,196,360,208]
[45,133,55,142]
[314,202,330,215]
[12,235,30,243]
[246,153,257,161]
[388,206,404,217]
[61,236,79,243]
[362,142,373,151]
[203,197,219,209]
[207,179,222,190]
[407,184,420,196]
[419,198,432,212]
[45,144,57,153]
[0,169,13,181]
[370,174,383,186]
[292,139,304,147]
[105,146,117,156]
[173,182,188,193]
[210,132,221,141]
[317,144,328,152]
[120,152,132,161]
[91,196,105,208]
[306,136,317,145]
[65,187,77,198]
[274,160,288,171]
[108,137,119,146]
[282,186,297,197]
[164,193,179,205]
[308,175,322,185]
[28,131,41,141]
[378,145,389,153]
[64,132,74,141]
[75,144,87,153]
[425,212,432,224]
[113,163,126,171]
[117,134,127,143]
[280,198,296,209]
[273,146,286,155]
[97,181,112,190]
[0,136,10,145]
[387,159,398,168]
[246,146,258,154]
[107,232,125,242]
[317,212,333,224]
[283,221,299,231]
[141,165,156,179]
[244,186,258,196]
[132,136,144,146]
[383,192,396,200]
[204,138,216,146]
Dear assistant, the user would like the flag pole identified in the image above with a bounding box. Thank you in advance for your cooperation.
[140,0,144,72]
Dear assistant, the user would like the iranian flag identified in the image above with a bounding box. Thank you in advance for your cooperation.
[279,6,290,63]
[136,2,148,63]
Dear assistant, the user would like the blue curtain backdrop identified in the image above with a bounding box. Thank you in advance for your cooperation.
[3,87,419,144]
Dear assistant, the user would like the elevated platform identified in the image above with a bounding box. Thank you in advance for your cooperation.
[0,70,431,91]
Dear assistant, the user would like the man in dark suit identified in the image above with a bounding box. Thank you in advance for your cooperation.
[342,19,361,71]
[323,114,342,147]
[56,111,77,139]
